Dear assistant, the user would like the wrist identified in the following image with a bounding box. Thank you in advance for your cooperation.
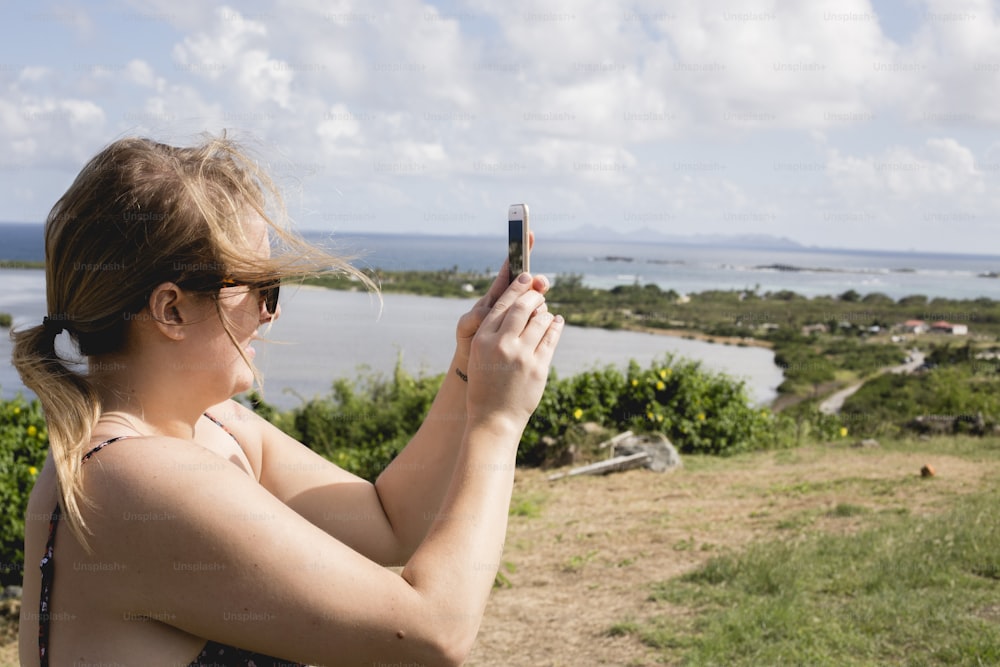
[464,411,525,448]
[452,351,471,382]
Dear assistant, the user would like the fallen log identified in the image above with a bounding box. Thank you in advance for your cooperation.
[547,452,651,480]
[548,431,681,481]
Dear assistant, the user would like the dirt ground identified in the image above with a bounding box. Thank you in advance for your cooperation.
[467,441,997,666]
[2,440,994,667]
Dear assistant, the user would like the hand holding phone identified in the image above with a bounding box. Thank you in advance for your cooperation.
[508,203,530,284]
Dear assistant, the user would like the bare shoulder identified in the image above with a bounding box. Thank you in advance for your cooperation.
[201,398,269,471]
[79,433,259,531]
[72,433,430,663]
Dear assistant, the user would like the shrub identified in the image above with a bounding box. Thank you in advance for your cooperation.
[245,356,787,475]
[0,395,49,587]
[520,355,779,462]
[273,362,442,481]
[841,364,1000,438]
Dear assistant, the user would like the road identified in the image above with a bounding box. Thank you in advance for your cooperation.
[818,349,926,415]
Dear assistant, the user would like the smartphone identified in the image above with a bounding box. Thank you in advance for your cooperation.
[508,203,530,284]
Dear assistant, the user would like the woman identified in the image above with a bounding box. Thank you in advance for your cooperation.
[14,135,563,666]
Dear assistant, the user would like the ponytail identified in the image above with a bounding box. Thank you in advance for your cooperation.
[11,320,101,551]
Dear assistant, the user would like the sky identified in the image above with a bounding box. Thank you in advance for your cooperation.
[1,0,999,254]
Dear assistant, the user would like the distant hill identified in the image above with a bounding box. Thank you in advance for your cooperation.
[548,224,804,249]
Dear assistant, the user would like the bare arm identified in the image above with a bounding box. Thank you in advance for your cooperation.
[373,263,551,558]
[255,259,551,564]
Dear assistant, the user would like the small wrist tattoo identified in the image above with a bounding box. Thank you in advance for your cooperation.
[455,367,468,383]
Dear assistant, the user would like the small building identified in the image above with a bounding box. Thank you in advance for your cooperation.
[930,321,968,335]
[901,319,928,334]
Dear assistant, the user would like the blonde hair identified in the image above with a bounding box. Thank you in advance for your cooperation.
[12,134,375,548]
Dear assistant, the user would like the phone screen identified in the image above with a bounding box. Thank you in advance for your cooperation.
[508,218,526,283]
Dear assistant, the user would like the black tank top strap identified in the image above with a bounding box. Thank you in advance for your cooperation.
[38,434,134,666]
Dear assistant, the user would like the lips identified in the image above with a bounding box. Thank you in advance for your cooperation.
[244,335,258,359]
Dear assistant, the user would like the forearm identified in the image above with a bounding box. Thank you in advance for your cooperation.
[400,418,520,653]
[374,351,471,558]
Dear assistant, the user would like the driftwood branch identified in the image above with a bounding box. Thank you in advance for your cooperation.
[547,452,651,481]
[548,432,681,481]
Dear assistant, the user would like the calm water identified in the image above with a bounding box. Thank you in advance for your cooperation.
[0,270,782,409]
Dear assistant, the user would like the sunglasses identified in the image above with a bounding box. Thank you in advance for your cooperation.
[220,278,280,314]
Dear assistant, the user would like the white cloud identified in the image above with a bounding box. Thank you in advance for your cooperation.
[171,6,294,107]
[125,59,158,88]
[828,138,984,197]
[0,0,998,253]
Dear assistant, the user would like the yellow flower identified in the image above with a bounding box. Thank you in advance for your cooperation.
[646,411,654,421]
[29,466,38,476]
[573,408,583,420]
[697,413,706,421]
[656,414,664,423]
[656,381,665,391]
[13,407,20,415]
[631,379,638,387]
[839,427,848,437]
[27,425,37,437]
[664,368,672,376]
[659,369,667,379]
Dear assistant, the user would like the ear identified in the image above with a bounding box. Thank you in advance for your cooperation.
[146,282,195,341]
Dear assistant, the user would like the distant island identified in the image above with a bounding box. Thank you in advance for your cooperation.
[546,224,804,249]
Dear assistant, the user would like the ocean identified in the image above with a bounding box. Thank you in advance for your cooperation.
[3,221,997,300]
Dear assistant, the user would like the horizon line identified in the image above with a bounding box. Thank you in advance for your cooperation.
[2,220,998,261]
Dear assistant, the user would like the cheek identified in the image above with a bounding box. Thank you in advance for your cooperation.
[219,296,261,333]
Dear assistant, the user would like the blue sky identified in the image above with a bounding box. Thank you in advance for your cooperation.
[1,0,999,253]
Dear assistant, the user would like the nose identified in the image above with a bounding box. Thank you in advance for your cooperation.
[259,299,279,324]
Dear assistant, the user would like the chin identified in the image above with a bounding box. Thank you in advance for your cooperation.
[232,375,256,397]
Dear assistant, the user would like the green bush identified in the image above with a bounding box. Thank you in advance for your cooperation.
[0,395,48,587]
[841,363,1000,437]
[272,363,443,481]
[244,356,788,476]
[520,355,780,462]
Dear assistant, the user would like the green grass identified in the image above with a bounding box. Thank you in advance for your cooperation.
[509,490,547,518]
[616,488,1000,665]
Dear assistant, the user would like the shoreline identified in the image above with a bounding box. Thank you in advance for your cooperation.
[623,324,774,348]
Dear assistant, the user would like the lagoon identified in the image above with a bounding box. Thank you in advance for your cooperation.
[0,269,782,410]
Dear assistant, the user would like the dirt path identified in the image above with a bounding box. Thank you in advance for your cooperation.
[2,437,992,667]
[818,350,925,415]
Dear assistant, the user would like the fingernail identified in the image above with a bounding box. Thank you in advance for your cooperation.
[517,273,531,284]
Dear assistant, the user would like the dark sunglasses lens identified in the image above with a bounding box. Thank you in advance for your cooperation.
[263,283,279,313]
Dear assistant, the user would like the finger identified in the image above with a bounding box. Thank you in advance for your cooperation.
[522,309,556,341]
[481,273,538,333]
[469,258,510,316]
[535,314,565,358]
[474,257,511,312]
[497,289,547,337]
[532,274,550,295]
